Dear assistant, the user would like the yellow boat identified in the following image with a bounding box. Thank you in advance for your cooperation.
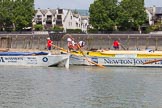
[63,50,162,67]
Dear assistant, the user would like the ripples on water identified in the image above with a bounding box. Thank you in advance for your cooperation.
[0,66,162,108]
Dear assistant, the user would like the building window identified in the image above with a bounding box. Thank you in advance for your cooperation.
[56,20,62,26]
[57,15,62,19]
[76,23,78,27]
[69,22,71,26]
[37,15,42,20]
[58,9,63,14]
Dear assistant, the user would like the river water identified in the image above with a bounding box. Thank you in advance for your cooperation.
[0,66,162,108]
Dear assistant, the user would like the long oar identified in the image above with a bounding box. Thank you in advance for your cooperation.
[52,44,81,57]
[118,39,126,50]
[66,34,105,68]
[0,48,9,52]
[53,44,104,67]
[120,43,126,50]
[76,44,105,68]
[143,59,162,64]
[52,44,68,52]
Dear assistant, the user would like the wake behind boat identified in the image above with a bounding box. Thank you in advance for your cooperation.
[0,51,70,68]
[62,50,162,67]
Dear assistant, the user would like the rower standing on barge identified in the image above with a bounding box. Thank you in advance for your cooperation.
[47,37,53,55]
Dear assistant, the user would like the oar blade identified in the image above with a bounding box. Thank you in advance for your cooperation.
[76,44,105,68]
[143,59,162,64]
[88,60,105,68]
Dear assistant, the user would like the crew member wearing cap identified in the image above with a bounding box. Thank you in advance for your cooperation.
[67,37,73,51]
[79,41,85,48]
[47,37,53,50]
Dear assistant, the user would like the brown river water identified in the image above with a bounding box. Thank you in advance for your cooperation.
[0,66,162,108]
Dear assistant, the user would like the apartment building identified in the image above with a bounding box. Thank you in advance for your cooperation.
[146,6,162,25]
[33,8,89,33]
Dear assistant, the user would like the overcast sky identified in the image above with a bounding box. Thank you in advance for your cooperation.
[35,0,162,9]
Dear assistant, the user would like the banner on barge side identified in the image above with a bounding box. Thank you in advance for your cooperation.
[91,57,162,66]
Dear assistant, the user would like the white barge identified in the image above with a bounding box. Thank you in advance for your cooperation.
[0,52,70,68]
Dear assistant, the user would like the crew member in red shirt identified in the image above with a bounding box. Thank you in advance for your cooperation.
[113,40,120,50]
[47,37,53,50]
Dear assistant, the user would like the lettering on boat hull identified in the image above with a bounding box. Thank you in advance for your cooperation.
[103,58,162,66]
[87,57,162,66]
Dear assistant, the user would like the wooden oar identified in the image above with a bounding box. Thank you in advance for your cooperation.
[143,59,162,64]
[118,39,126,50]
[53,44,104,67]
[0,48,9,52]
[65,34,105,68]
[52,44,68,52]
[76,44,105,68]
[120,44,126,50]
[52,44,81,57]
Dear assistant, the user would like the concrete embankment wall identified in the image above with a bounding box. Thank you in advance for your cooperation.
[0,33,162,51]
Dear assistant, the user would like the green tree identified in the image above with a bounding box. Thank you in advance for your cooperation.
[89,0,147,32]
[89,0,118,32]
[116,0,147,31]
[149,20,162,31]
[13,0,34,31]
[34,24,43,31]
[0,0,14,31]
[0,0,34,31]
[52,25,64,32]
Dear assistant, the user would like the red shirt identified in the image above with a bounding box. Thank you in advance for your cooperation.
[113,41,119,47]
[47,40,52,47]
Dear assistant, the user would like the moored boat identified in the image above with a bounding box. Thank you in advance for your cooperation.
[65,50,162,67]
[0,52,70,68]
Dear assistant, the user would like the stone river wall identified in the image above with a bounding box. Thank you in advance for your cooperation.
[0,33,162,51]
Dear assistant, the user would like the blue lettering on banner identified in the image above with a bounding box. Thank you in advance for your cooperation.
[104,58,154,65]
[0,57,5,62]
[0,57,24,63]
[27,57,36,60]
[104,59,134,64]
[5,57,23,61]
[135,59,144,64]
[4,57,23,63]
[42,57,48,62]
[27,57,37,64]
[91,58,98,63]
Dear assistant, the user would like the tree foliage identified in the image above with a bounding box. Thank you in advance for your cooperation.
[117,0,147,31]
[89,0,147,32]
[0,0,34,31]
[89,0,118,31]
[34,24,43,31]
